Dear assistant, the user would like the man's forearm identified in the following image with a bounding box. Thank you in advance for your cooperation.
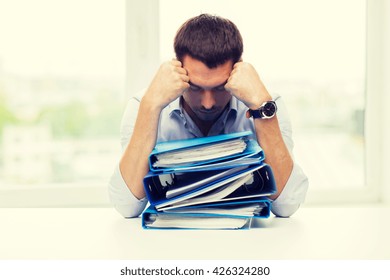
[119,100,161,199]
[254,117,293,199]
[119,60,190,200]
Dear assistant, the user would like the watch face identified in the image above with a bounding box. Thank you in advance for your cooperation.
[262,101,276,117]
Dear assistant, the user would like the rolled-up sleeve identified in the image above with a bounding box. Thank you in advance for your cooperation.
[108,92,148,218]
[108,164,148,218]
[271,162,309,217]
[270,95,309,217]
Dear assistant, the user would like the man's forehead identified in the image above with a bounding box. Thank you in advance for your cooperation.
[188,79,228,89]
[184,61,232,88]
[183,55,232,73]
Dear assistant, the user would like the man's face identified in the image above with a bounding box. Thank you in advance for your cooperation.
[182,55,233,122]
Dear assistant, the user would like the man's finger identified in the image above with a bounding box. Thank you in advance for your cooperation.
[180,74,190,82]
[176,67,187,75]
[171,58,182,67]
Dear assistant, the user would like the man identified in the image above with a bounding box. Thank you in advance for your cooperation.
[109,14,308,218]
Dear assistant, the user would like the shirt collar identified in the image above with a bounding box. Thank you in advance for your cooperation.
[168,96,183,117]
[168,96,239,117]
[229,96,239,113]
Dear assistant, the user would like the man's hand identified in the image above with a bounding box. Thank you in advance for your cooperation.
[143,59,190,110]
[225,62,272,110]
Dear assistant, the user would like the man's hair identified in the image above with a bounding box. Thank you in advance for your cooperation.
[174,14,243,68]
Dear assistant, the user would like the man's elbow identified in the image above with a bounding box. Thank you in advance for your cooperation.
[271,164,309,218]
[271,203,301,218]
[113,204,144,218]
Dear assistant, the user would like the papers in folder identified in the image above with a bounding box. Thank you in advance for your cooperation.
[144,203,266,229]
[165,165,248,199]
[153,165,272,210]
[153,138,247,168]
[148,131,263,172]
[162,171,256,209]
[145,215,250,230]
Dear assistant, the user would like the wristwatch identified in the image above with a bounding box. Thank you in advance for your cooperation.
[247,101,277,119]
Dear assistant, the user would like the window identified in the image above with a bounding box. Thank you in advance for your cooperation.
[2,0,387,206]
[158,0,367,201]
[0,0,125,206]
[126,0,374,203]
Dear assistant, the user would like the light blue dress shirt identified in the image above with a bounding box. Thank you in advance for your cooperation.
[108,90,309,218]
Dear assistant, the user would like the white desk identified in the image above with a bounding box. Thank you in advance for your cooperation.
[0,205,389,259]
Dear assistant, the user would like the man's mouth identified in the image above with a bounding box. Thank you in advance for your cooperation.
[199,109,218,114]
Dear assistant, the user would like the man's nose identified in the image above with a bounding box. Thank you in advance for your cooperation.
[201,90,216,109]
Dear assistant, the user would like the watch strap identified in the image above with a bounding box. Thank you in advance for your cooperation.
[246,100,277,119]
[247,108,263,119]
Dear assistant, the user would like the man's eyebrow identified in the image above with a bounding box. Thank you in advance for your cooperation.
[214,80,228,88]
[188,81,201,88]
[188,80,228,89]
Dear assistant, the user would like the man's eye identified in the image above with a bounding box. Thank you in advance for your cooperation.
[214,86,226,92]
[190,85,201,92]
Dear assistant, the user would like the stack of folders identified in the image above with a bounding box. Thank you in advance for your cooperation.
[141,131,276,230]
